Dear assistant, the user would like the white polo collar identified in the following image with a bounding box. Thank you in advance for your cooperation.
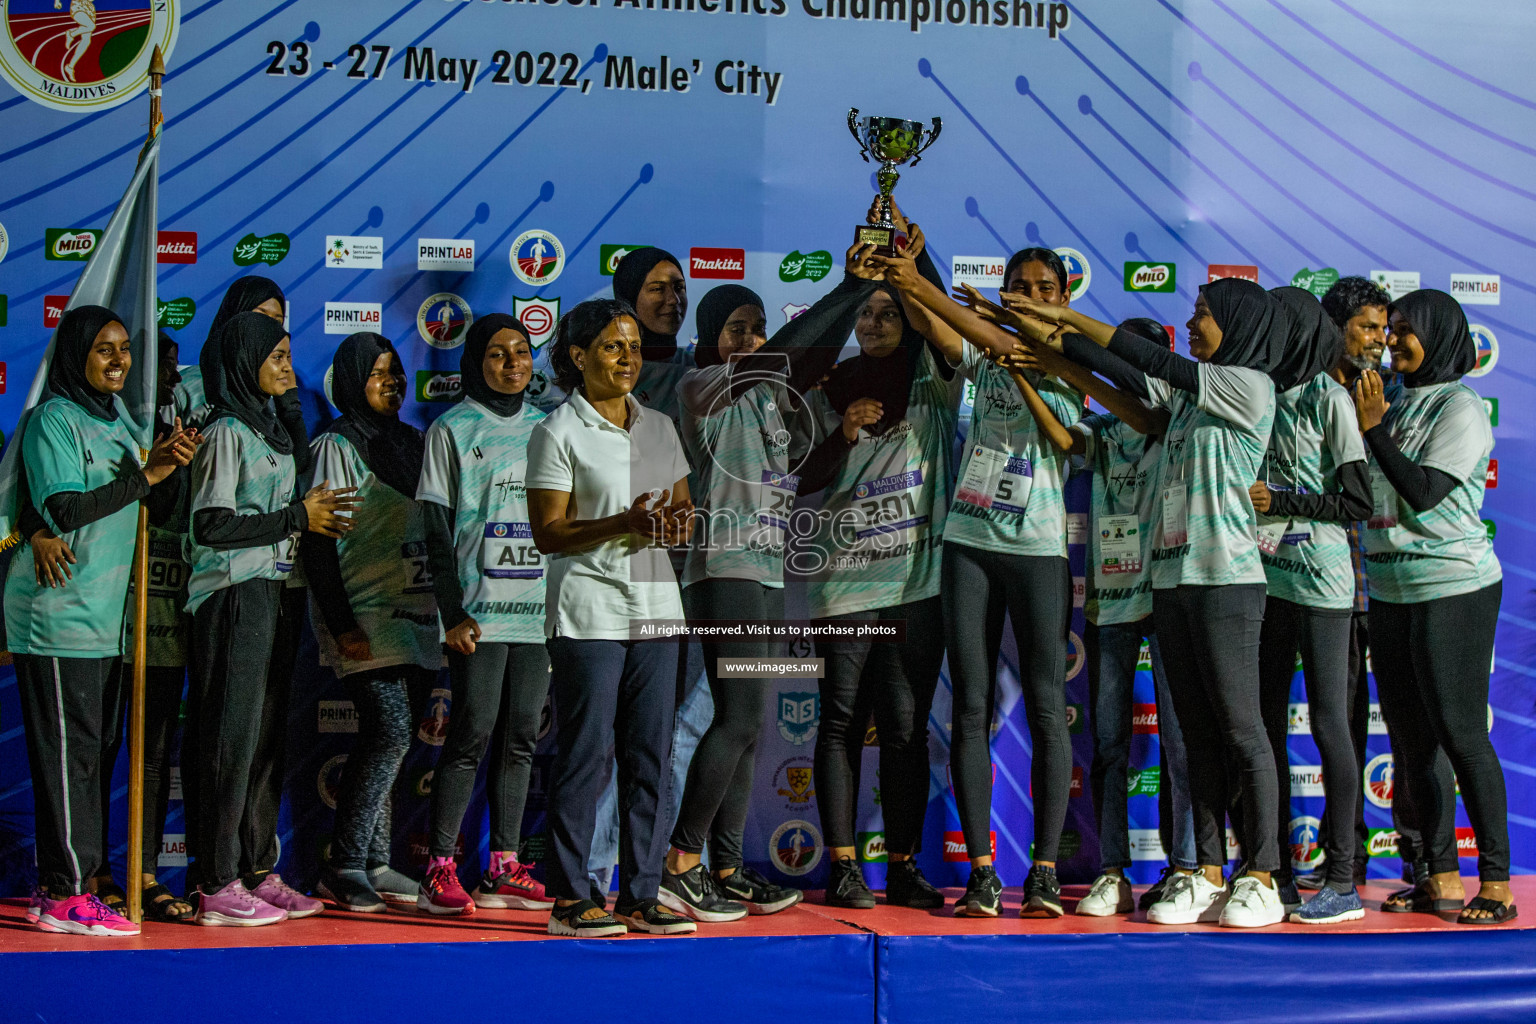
[571,388,642,434]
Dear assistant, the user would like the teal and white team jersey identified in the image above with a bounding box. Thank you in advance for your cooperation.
[946,343,1081,557]
[679,362,798,588]
[417,397,548,644]
[1257,374,1365,610]
[796,345,963,618]
[1075,412,1163,626]
[3,398,139,657]
[1146,364,1274,589]
[1364,380,1500,604]
[173,365,211,430]
[184,417,300,615]
[311,434,441,676]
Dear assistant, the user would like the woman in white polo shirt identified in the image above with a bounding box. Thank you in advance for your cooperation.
[526,298,697,938]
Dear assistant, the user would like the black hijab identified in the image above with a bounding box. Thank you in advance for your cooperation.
[1267,286,1343,392]
[320,333,424,496]
[1200,277,1284,375]
[209,276,285,344]
[1392,289,1476,387]
[49,305,125,423]
[822,284,924,436]
[460,314,529,418]
[693,285,764,369]
[612,246,684,363]
[203,311,293,455]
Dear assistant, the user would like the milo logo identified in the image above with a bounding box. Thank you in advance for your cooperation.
[46,228,100,261]
[857,831,887,863]
[233,232,292,267]
[1123,261,1175,292]
[415,370,461,403]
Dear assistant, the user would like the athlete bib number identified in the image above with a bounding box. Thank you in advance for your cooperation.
[955,446,1033,515]
[400,539,434,595]
[1097,513,1141,574]
[275,533,299,575]
[854,469,928,540]
[1160,482,1188,548]
[759,471,801,530]
[482,522,543,579]
[143,537,188,599]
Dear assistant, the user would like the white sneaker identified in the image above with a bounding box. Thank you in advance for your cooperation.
[1146,871,1227,925]
[1220,876,1285,928]
[1076,873,1134,917]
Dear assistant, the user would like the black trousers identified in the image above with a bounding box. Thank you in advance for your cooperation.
[16,654,125,896]
[428,643,551,859]
[814,596,945,854]
[138,664,187,877]
[1154,584,1280,872]
[184,578,281,892]
[1371,582,1508,880]
[670,579,784,868]
[237,584,304,880]
[1257,596,1360,889]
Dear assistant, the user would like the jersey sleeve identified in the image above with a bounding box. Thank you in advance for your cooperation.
[189,424,244,514]
[954,341,986,383]
[415,420,460,508]
[1039,376,1085,429]
[1073,412,1113,468]
[1197,364,1273,430]
[311,435,363,507]
[1320,383,1367,469]
[23,405,87,505]
[1143,376,1174,412]
[1417,389,1491,483]
[523,420,574,493]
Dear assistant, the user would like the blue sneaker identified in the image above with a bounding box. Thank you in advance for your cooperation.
[1289,886,1365,925]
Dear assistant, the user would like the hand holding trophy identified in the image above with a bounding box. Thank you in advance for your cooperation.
[848,109,942,256]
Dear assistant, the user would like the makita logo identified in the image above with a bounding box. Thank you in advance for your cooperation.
[1457,828,1480,857]
[690,247,745,279]
[156,231,198,264]
[942,831,998,861]
[1132,704,1158,734]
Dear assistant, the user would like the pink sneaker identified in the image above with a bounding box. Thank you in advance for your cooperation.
[36,893,140,937]
[473,860,554,910]
[196,881,286,927]
[417,860,475,916]
[25,884,45,924]
[251,873,323,919]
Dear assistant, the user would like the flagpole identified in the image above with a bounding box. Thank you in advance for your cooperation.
[126,45,166,926]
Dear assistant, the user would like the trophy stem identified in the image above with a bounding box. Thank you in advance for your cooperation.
[876,164,900,230]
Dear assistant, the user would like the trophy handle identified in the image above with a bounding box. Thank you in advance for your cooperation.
[908,117,943,167]
[847,107,870,163]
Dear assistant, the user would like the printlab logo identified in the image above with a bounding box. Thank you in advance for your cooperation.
[233,232,290,267]
[1468,324,1498,377]
[417,238,475,272]
[45,227,100,261]
[1450,273,1500,305]
[1364,752,1394,809]
[0,0,180,113]
[324,302,382,335]
[1054,247,1091,299]
[777,691,820,745]
[600,243,644,276]
[1290,267,1339,298]
[690,247,746,280]
[327,235,383,269]
[417,293,471,349]
[513,296,560,349]
[951,255,1006,290]
[770,819,822,876]
[1123,261,1176,293]
[416,370,461,403]
[156,231,197,264]
[781,250,834,283]
[511,229,564,286]
[318,700,359,734]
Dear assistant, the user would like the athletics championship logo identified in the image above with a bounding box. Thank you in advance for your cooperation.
[417,293,470,349]
[0,1,180,113]
[510,229,564,286]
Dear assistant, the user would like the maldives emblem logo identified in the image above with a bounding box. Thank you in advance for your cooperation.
[511,229,564,286]
[417,293,470,349]
[0,1,180,113]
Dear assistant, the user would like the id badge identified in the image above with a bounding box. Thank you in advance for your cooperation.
[956,445,1007,509]
[1160,481,1188,548]
[1098,513,1141,574]
[1256,519,1287,556]
[1367,465,1398,529]
[482,522,543,579]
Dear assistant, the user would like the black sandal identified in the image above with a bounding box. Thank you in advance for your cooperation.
[1458,896,1518,925]
[143,882,196,922]
[1381,882,1462,915]
[95,880,128,914]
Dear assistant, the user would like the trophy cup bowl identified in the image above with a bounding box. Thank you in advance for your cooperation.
[848,109,943,256]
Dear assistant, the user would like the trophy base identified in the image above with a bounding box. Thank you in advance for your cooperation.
[854,224,903,258]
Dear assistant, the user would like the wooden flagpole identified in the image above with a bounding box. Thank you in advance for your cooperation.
[126,45,166,927]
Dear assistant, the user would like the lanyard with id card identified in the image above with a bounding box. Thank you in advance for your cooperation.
[483,522,543,578]
[1098,513,1142,574]
[956,444,1033,515]
[1367,463,1399,529]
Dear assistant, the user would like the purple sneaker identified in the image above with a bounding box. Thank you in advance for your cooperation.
[36,893,140,937]
[195,881,286,927]
[25,884,45,924]
[251,873,323,919]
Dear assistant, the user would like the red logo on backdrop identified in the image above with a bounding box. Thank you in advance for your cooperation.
[1457,828,1480,858]
[1042,766,1085,798]
[1163,325,1175,348]
[690,247,745,279]
[1486,460,1498,489]
[1208,264,1259,283]
[943,831,998,862]
[156,231,198,264]
[1132,704,1159,734]
[44,295,68,328]
[0,363,7,395]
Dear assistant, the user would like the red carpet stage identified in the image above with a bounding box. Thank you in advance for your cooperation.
[4,878,1535,1023]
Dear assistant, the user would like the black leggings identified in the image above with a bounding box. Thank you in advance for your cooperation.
[1154,583,1280,872]
[139,665,186,877]
[241,584,304,879]
[332,667,425,871]
[814,596,944,854]
[942,543,1072,862]
[1371,581,1508,880]
[428,642,551,859]
[670,579,784,868]
[1258,597,1359,889]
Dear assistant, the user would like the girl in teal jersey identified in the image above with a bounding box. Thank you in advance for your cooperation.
[305,333,440,912]
[6,305,197,936]
[414,315,554,917]
[182,312,357,926]
[1355,289,1511,925]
